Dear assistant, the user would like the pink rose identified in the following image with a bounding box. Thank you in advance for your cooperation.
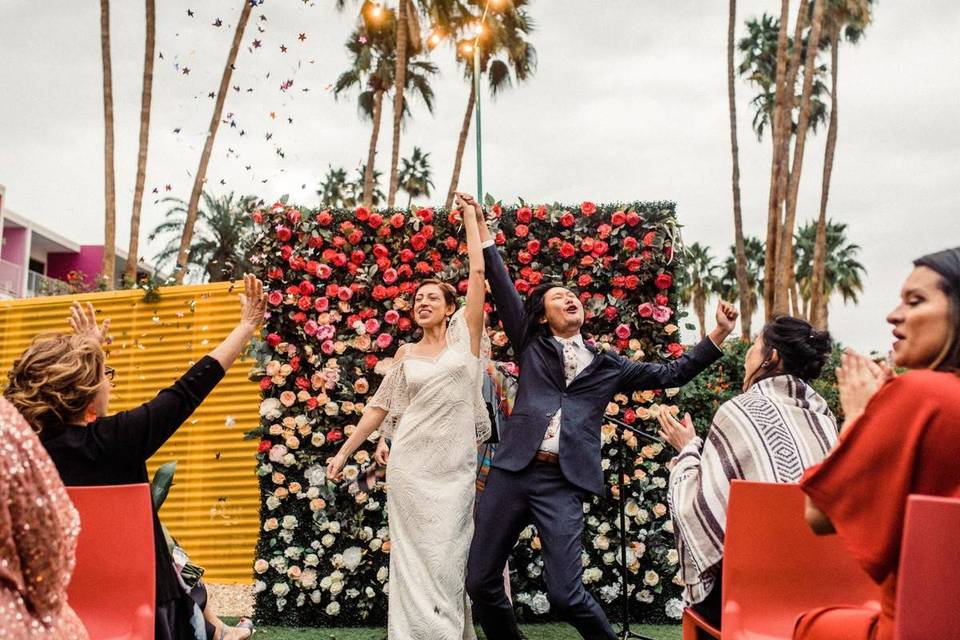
[614,324,631,340]
[384,309,400,325]
[304,320,319,336]
[638,303,654,319]
[267,291,283,306]
[317,325,335,341]
[376,333,393,349]
[652,305,673,323]
[365,318,381,334]
[321,340,335,355]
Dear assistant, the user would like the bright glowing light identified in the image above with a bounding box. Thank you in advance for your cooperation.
[461,42,474,54]
[473,21,484,37]
[370,4,383,19]
[428,32,441,47]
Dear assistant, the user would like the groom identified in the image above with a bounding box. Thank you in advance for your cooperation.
[460,196,737,640]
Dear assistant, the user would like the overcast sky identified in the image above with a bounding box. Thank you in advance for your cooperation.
[1,0,957,353]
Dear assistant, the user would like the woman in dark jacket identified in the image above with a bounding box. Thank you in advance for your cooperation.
[5,274,266,640]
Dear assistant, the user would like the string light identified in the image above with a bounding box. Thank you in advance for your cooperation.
[370,3,383,19]
[460,42,474,55]
[428,31,442,48]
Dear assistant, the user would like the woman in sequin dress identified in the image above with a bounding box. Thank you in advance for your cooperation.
[0,398,88,640]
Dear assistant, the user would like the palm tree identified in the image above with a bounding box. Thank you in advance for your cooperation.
[727,0,750,341]
[681,243,721,340]
[124,0,156,286]
[318,166,353,208]
[717,236,765,334]
[100,0,116,286]
[444,0,536,208]
[335,11,437,208]
[386,0,423,207]
[151,192,257,283]
[774,0,827,317]
[175,0,253,284]
[398,147,434,207]
[810,0,872,328]
[794,219,864,328]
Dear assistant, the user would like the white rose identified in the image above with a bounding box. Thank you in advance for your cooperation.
[529,592,550,615]
[365,587,375,598]
[272,582,290,597]
[665,598,684,620]
[329,581,344,596]
[320,576,332,590]
[281,453,296,467]
[666,549,679,565]
[325,601,340,616]
[304,553,320,567]
[376,567,389,583]
[254,559,269,574]
[266,496,281,510]
[281,515,298,530]
[644,570,660,586]
[602,552,616,565]
[259,398,282,419]
[593,535,610,551]
[253,580,266,594]
[369,538,382,552]
[311,432,326,447]
[328,521,341,534]
[310,590,322,604]
[342,547,363,571]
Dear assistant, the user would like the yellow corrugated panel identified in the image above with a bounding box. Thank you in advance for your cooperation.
[0,282,260,583]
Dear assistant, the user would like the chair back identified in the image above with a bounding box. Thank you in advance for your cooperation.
[895,494,960,640]
[721,481,880,640]
[67,484,156,640]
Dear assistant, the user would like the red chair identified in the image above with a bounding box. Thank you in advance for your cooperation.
[67,484,156,640]
[895,494,960,640]
[682,606,720,640]
[720,481,880,640]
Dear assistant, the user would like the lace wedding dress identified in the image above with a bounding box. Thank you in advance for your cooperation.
[367,309,491,639]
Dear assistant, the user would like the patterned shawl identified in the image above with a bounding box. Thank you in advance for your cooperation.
[667,374,839,604]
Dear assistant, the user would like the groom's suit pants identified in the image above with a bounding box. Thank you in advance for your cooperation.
[466,461,617,640]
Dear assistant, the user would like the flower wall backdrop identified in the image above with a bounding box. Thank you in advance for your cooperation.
[248,200,691,625]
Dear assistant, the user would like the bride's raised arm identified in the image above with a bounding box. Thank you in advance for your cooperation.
[455,193,486,358]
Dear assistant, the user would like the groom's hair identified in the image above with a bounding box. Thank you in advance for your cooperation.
[522,281,582,346]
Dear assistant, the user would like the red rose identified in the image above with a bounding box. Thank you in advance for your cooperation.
[368,212,383,228]
[410,234,427,251]
[276,226,292,242]
[637,303,653,318]
[667,343,685,358]
[314,297,329,312]
[559,242,576,259]
[491,204,503,217]
[348,230,363,245]
[399,249,415,263]
[623,408,637,424]
[365,354,379,370]
[516,206,532,223]
[604,305,618,321]
[258,439,272,453]
[280,245,294,261]
[591,241,609,257]
[295,375,310,390]
[444,236,459,251]
[626,211,641,226]
[355,206,371,221]
[614,324,631,340]
[307,235,323,249]
[625,275,640,290]
[457,279,469,294]
[415,261,432,275]
[643,231,657,247]
[296,296,311,311]
[580,237,595,253]
[292,311,307,324]
[316,210,333,226]
[286,209,301,225]
[338,288,352,301]
[515,279,531,294]
[527,239,541,254]
[625,257,642,272]
[267,266,284,280]
[577,273,593,288]
[371,244,389,259]
[298,281,315,296]
[581,201,597,216]
[534,205,547,220]
[495,231,506,245]
[340,221,355,235]
[325,283,339,297]
[398,317,413,332]
[331,235,346,249]
[305,397,319,410]
[655,273,673,289]
[611,288,626,300]
[559,211,575,228]
[415,208,434,222]
[350,249,365,265]
[596,223,612,240]
[266,333,281,347]
[655,293,669,306]
[515,224,529,238]
[528,271,543,285]
[390,213,405,228]
[623,236,638,251]
[517,250,533,265]
[259,377,272,391]
[251,210,264,224]
[611,210,626,226]
[327,430,344,443]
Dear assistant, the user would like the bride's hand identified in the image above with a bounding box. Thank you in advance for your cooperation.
[326,452,347,481]
[374,437,390,466]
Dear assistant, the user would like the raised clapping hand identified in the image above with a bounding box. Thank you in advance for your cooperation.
[656,410,697,452]
[69,301,111,344]
[238,273,268,330]
[837,348,894,432]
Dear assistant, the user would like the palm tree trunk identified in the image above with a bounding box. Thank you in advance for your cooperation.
[125,0,155,287]
[695,291,707,340]
[175,0,252,284]
[774,0,824,316]
[445,82,476,209]
[763,0,793,322]
[100,0,116,287]
[810,27,840,329]
[363,89,385,208]
[727,0,751,340]
[386,0,410,208]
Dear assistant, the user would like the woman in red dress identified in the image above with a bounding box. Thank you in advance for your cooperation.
[794,247,960,640]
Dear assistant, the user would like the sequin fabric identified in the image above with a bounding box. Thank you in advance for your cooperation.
[0,399,88,639]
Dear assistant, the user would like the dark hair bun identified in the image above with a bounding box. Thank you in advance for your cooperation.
[761,316,833,381]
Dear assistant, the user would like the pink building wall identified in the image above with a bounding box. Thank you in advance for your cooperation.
[47,245,105,285]
[1,226,28,266]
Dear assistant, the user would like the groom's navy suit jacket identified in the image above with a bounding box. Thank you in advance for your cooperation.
[484,244,723,496]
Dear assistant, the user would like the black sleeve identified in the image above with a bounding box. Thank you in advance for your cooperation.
[616,337,722,392]
[483,243,527,349]
[88,356,226,462]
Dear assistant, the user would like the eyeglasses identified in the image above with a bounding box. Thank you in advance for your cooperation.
[104,366,116,382]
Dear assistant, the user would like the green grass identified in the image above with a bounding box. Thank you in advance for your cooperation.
[222,620,681,640]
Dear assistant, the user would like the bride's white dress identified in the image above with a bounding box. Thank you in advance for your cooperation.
[367,309,490,640]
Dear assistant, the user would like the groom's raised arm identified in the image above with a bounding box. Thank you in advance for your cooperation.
[482,242,527,350]
[615,337,722,392]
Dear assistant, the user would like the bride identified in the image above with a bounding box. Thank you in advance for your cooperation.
[327,193,490,639]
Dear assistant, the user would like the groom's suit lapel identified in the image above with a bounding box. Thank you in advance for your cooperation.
[537,334,568,390]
